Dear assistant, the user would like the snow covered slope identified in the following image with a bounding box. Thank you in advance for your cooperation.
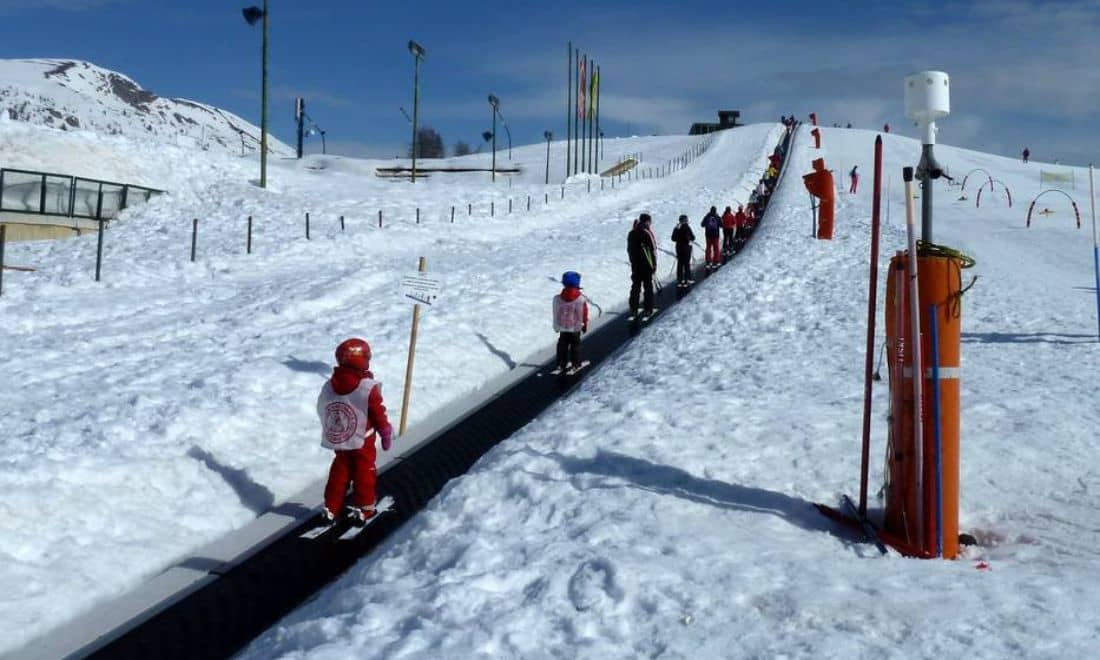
[0,112,767,655]
[0,58,291,159]
[240,126,1100,659]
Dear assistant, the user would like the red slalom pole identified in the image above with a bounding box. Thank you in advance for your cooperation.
[859,135,884,517]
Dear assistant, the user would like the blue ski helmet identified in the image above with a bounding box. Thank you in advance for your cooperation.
[561,271,581,288]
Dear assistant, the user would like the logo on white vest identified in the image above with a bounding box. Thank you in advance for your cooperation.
[323,402,358,445]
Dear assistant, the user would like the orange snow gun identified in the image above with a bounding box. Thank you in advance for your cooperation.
[802,158,835,239]
[810,128,822,149]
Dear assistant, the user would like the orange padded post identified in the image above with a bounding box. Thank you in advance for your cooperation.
[884,252,963,558]
[809,112,817,126]
[811,127,821,149]
[802,158,835,239]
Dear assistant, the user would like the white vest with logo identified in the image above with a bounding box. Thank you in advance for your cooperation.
[317,378,378,450]
[553,294,585,333]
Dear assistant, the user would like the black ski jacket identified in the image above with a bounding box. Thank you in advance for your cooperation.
[627,227,656,275]
[671,224,695,253]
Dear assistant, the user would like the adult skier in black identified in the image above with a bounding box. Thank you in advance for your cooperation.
[671,214,695,287]
[627,213,657,320]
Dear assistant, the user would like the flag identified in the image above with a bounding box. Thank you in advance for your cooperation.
[577,58,586,119]
[589,68,599,119]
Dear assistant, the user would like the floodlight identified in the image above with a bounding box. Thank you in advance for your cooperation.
[242,6,264,25]
[408,40,426,58]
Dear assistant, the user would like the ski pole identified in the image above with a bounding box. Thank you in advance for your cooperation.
[583,294,604,317]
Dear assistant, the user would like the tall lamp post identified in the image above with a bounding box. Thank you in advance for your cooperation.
[242,2,269,188]
[408,40,426,183]
[488,94,500,182]
[544,131,553,184]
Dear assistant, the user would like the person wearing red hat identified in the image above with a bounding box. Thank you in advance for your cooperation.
[316,338,394,525]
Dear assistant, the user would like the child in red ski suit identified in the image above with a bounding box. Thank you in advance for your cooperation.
[316,338,394,524]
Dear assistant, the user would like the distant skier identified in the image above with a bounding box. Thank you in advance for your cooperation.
[671,214,695,287]
[552,271,590,374]
[1022,147,1030,164]
[846,122,852,129]
[700,206,722,270]
[721,205,737,256]
[317,338,393,526]
[849,165,859,194]
[883,123,890,133]
[627,213,658,320]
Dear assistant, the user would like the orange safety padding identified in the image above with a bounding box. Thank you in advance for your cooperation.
[884,253,963,558]
[809,112,817,126]
[802,162,835,239]
[810,127,821,149]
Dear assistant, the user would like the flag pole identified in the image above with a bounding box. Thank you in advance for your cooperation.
[576,46,585,174]
[566,42,572,178]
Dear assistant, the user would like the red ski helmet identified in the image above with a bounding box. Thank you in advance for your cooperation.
[335,338,371,370]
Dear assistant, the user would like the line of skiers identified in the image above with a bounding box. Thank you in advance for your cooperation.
[315,129,797,520]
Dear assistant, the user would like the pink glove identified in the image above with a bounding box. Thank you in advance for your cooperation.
[379,425,393,451]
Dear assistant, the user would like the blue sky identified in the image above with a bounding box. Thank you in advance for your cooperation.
[2,0,1098,165]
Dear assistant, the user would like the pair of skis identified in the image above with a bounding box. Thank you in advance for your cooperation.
[300,495,395,542]
[545,360,590,377]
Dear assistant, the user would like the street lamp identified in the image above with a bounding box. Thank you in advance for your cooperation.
[408,40,426,183]
[488,94,500,181]
[544,131,552,184]
[242,2,269,188]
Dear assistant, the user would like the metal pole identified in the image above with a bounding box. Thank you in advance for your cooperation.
[595,65,601,171]
[259,0,268,188]
[399,256,427,436]
[859,135,883,517]
[296,99,304,159]
[574,47,580,176]
[248,216,253,252]
[929,303,944,558]
[1091,164,1099,342]
[903,166,925,553]
[411,54,421,183]
[191,218,198,262]
[0,225,6,296]
[545,135,551,185]
[566,42,572,178]
[491,106,497,182]
[920,144,934,242]
[95,219,105,281]
[581,54,588,174]
[305,212,310,239]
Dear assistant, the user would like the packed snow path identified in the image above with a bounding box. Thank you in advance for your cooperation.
[0,122,778,655]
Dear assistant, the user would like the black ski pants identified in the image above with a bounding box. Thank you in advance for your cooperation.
[676,246,692,282]
[556,331,582,369]
[629,271,655,315]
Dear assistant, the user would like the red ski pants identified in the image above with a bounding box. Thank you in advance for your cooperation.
[324,440,377,512]
[849,176,859,194]
[706,236,721,264]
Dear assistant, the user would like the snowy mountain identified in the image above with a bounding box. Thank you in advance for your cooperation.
[0,58,291,158]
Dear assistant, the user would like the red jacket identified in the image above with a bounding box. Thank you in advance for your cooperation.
[721,211,737,230]
[559,286,589,332]
[330,366,390,432]
[735,209,748,228]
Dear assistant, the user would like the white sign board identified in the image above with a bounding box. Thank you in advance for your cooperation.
[401,273,442,306]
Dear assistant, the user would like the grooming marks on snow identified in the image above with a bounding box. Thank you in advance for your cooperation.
[567,557,624,612]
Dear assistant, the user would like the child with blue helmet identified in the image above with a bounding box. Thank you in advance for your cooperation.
[552,270,589,374]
